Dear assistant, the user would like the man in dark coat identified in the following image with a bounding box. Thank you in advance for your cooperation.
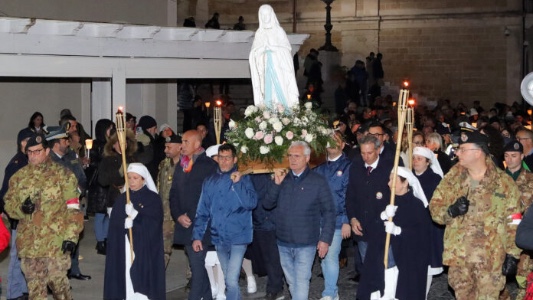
[345,134,394,300]
[263,141,336,300]
[169,130,217,300]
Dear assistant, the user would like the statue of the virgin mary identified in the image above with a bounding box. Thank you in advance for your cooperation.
[249,4,300,112]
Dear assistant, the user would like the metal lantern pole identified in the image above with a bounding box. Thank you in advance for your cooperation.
[318,0,338,52]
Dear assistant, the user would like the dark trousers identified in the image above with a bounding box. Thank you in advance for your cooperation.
[254,230,284,294]
[185,244,213,300]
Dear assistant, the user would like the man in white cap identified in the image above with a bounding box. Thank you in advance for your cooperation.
[46,125,91,281]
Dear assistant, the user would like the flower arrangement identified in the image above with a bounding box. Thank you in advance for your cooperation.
[225,102,335,167]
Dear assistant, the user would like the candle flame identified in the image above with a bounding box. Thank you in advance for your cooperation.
[403,81,409,88]
[85,139,93,150]
[408,98,416,106]
[117,106,124,114]
[215,100,223,107]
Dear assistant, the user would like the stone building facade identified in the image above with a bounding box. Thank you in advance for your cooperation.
[204,0,526,107]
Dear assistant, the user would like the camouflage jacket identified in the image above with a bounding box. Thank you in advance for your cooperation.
[429,157,521,268]
[514,169,533,211]
[158,158,177,222]
[4,158,83,258]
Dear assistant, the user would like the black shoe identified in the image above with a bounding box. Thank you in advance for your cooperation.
[264,291,285,300]
[68,273,92,280]
[96,241,106,255]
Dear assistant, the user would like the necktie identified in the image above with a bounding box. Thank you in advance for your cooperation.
[366,166,373,176]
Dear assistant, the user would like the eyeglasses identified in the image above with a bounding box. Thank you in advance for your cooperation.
[517,137,531,142]
[368,133,384,137]
[218,155,234,161]
[456,148,480,153]
[27,148,45,156]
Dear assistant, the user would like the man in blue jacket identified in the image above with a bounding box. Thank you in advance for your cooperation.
[264,141,336,300]
[314,133,352,300]
[192,144,258,300]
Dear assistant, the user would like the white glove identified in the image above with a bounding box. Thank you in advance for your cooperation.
[384,221,402,236]
[125,217,133,229]
[380,205,398,221]
[125,203,139,219]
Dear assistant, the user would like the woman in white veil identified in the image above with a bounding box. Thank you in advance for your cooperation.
[249,4,300,111]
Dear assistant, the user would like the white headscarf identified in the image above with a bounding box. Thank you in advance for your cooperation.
[413,146,444,178]
[396,166,428,207]
[127,163,158,193]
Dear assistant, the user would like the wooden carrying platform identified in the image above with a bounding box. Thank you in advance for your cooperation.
[238,152,326,174]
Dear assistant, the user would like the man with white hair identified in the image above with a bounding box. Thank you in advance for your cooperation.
[264,141,336,300]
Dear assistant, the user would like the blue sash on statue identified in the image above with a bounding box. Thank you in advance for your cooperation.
[264,50,288,110]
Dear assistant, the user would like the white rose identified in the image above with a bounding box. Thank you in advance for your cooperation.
[259,146,270,154]
[301,116,309,125]
[275,136,283,146]
[268,117,280,124]
[305,133,314,143]
[273,122,283,132]
[293,118,301,126]
[282,118,291,125]
[304,102,313,110]
[259,121,268,131]
[245,128,254,139]
[263,111,271,119]
[228,119,236,129]
[244,106,256,117]
[240,146,248,153]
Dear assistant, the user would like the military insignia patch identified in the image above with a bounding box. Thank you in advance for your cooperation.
[460,132,468,142]
[36,136,42,143]
[166,136,171,142]
[514,142,520,150]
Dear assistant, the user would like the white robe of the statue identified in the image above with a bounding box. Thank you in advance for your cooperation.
[249,4,299,111]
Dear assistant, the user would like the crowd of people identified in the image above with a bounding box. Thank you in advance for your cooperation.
[1,94,533,300]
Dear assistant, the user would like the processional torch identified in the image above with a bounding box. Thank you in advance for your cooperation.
[384,81,410,268]
[214,100,223,144]
[116,107,134,263]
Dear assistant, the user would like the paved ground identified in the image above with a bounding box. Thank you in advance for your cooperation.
[0,218,519,299]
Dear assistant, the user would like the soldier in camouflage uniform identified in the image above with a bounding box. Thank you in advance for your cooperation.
[429,128,522,299]
[4,134,84,300]
[157,133,182,268]
[501,140,533,300]
[47,125,91,281]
